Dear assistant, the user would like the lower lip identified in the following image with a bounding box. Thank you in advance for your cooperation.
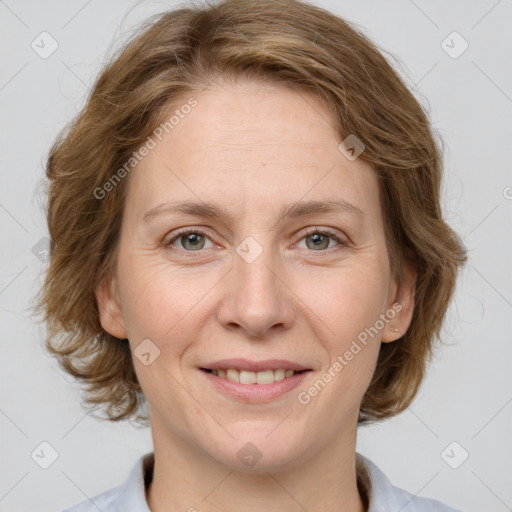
[200,369,311,403]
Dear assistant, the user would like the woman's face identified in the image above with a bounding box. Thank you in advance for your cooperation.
[96,78,415,470]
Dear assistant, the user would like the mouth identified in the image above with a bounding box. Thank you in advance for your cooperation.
[198,360,313,403]
[200,367,309,384]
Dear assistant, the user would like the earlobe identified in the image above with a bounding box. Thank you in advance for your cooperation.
[382,260,417,344]
[95,273,128,339]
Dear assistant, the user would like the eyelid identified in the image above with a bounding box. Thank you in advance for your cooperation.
[300,226,346,241]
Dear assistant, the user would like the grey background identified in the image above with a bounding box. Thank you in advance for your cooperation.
[1,0,511,510]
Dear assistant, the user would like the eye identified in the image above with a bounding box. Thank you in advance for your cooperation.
[165,228,214,251]
[164,227,347,254]
[297,228,347,252]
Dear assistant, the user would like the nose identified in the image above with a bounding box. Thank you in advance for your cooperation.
[216,242,295,338]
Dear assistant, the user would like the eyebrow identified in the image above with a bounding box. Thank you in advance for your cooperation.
[142,198,366,224]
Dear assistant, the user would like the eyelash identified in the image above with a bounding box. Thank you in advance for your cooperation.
[164,227,348,256]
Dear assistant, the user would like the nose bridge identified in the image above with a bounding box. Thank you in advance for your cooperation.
[220,234,294,336]
[236,236,277,300]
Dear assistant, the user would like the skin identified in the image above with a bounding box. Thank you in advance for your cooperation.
[96,77,416,512]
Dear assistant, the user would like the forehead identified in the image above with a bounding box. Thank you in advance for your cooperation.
[125,79,381,222]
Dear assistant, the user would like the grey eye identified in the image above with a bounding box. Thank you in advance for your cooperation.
[167,230,214,251]
[180,232,206,250]
[304,232,335,250]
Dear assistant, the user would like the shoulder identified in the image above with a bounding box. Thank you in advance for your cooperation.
[60,486,122,512]
[60,452,153,512]
[357,453,464,512]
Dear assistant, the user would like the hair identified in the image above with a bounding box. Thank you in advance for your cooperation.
[35,0,467,425]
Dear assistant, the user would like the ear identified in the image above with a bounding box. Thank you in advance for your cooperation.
[381,258,417,343]
[95,273,128,339]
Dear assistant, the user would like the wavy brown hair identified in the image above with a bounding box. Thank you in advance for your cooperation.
[34,0,467,425]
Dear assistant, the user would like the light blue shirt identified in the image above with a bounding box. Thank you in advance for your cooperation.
[61,452,463,511]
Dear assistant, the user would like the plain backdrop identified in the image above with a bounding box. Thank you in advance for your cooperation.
[0,0,511,511]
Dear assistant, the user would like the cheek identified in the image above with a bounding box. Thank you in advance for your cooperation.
[291,259,388,400]
[298,262,389,347]
[117,253,222,342]
[116,255,214,415]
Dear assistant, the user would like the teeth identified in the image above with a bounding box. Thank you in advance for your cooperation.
[274,369,285,381]
[256,370,275,384]
[210,368,300,384]
[226,369,239,382]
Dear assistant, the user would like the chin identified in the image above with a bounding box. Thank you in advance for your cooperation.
[205,431,309,473]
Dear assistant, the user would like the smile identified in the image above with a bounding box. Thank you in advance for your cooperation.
[202,368,306,384]
[199,367,312,403]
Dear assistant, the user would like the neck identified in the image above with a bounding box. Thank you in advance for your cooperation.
[145,416,368,512]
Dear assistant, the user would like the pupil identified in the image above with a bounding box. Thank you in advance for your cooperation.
[188,234,200,245]
[182,233,204,250]
[308,233,328,250]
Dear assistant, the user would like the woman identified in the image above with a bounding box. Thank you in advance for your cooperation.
[37,0,467,510]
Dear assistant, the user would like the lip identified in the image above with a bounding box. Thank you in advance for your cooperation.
[200,367,312,403]
[201,358,311,372]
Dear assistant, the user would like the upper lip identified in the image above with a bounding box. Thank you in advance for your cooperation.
[201,359,311,372]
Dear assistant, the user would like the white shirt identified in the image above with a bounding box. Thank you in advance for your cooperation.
[62,452,463,511]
